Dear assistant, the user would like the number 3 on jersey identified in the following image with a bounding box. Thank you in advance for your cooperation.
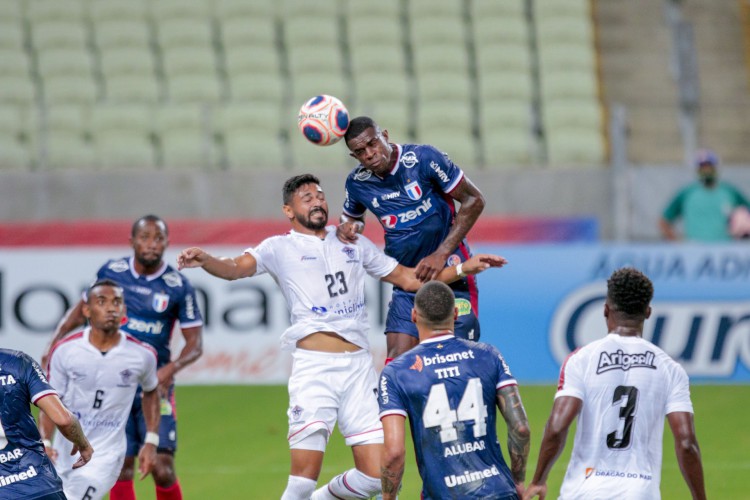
[607,385,639,450]
[325,272,348,297]
[423,378,488,443]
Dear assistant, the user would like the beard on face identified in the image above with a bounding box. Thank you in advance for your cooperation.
[136,252,162,269]
[297,206,328,230]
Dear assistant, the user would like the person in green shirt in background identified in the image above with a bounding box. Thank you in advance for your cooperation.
[660,149,750,242]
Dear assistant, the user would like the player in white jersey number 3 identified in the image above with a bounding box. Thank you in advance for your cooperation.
[523,268,706,500]
[177,174,506,500]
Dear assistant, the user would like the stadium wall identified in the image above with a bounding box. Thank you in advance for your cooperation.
[3,165,750,241]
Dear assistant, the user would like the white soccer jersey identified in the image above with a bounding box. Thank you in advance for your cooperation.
[245,227,399,351]
[555,333,693,500]
[47,328,158,462]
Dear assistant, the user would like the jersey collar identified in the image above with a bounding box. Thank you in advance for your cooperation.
[129,256,168,281]
[83,327,125,353]
[421,332,455,344]
[388,144,403,176]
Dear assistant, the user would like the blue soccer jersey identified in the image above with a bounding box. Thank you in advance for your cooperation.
[379,335,519,500]
[93,257,203,368]
[343,144,481,340]
[0,349,65,498]
[343,144,469,270]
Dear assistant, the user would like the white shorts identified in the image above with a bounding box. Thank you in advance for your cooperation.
[56,451,123,500]
[287,348,384,450]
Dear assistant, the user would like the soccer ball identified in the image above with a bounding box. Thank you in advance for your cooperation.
[297,95,350,146]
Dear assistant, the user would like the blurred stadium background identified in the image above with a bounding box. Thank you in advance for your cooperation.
[2,0,750,498]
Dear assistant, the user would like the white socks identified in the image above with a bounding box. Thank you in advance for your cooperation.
[281,475,317,500]
[311,468,381,500]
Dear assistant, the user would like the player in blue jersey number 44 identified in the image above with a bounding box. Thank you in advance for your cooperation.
[379,281,530,500]
[340,116,487,363]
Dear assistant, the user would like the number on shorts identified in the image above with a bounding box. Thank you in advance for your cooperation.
[422,378,488,443]
[607,385,639,450]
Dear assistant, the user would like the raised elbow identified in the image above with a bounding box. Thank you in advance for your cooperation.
[382,446,405,469]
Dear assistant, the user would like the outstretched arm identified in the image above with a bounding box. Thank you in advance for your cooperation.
[37,394,93,469]
[381,415,406,500]
[667,411,706,500]
[383,254,507,292]
[497,385,531,497]
[524,396,581,500]
[177,247,257,281]
[415,177,485,282]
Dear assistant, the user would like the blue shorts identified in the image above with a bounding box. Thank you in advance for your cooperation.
[385,287,481,341]
[126,384,178,456]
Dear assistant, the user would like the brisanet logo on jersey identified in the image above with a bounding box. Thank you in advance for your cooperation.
[549,282,750,378]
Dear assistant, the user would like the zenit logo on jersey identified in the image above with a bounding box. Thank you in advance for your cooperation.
[596,350,656,373]
[379,198,434,229]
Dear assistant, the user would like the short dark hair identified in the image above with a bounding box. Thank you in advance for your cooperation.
[132,214,168,237]
[607,267,654,318]
[87,279,123,301]
[344,116,379,145]
[414,281,455,325]
[282,174,321,205]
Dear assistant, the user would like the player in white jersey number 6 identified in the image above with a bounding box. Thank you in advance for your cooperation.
[177,174,506,500]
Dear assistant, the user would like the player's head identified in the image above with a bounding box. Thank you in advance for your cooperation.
[130,214,169,270]
[83,279,126,334]
[282,174,328,231]
[695,148,719,187]
[605,267,653,333]
[412,281,457,337]
[344,116,393,177]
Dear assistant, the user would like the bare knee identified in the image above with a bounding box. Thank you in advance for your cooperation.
[117,456,136,481]
[151,453,177,487]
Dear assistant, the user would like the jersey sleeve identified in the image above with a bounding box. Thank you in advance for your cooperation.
[139,349,159,393]
[342,179,368,218]
[421,145,465,194]
[244,237,277,276]
[491,347,518,390]
[555,349,585,401]
[378,366,407,418]
[665,362,694,414]
[177,276,203,328]
[357,235,399,279]
[47,346,69,399]
[22,353,57,404]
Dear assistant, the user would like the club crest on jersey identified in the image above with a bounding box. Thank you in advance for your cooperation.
[118,368,134,387]
[342,246,356,260]
[447,254,461,266]
[400,151,418,168]
[152,293,169,313]
[404,181,422,200]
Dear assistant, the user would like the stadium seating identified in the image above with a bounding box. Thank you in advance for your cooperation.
[91,105,156,169]
[155,105,216,169]
[0,107,31,170]
[215,103,286,170]
[0,0,611,171]
[546,128,606,166]
[30,105,96,169]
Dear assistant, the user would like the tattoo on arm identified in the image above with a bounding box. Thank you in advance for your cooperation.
[498,386,531,484]
[61,419,89,450]
[381,466,403,496]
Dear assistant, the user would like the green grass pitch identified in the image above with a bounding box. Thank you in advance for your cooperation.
[115,384,747,499]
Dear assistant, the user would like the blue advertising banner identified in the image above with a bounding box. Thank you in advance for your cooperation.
[473,243,750,383]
